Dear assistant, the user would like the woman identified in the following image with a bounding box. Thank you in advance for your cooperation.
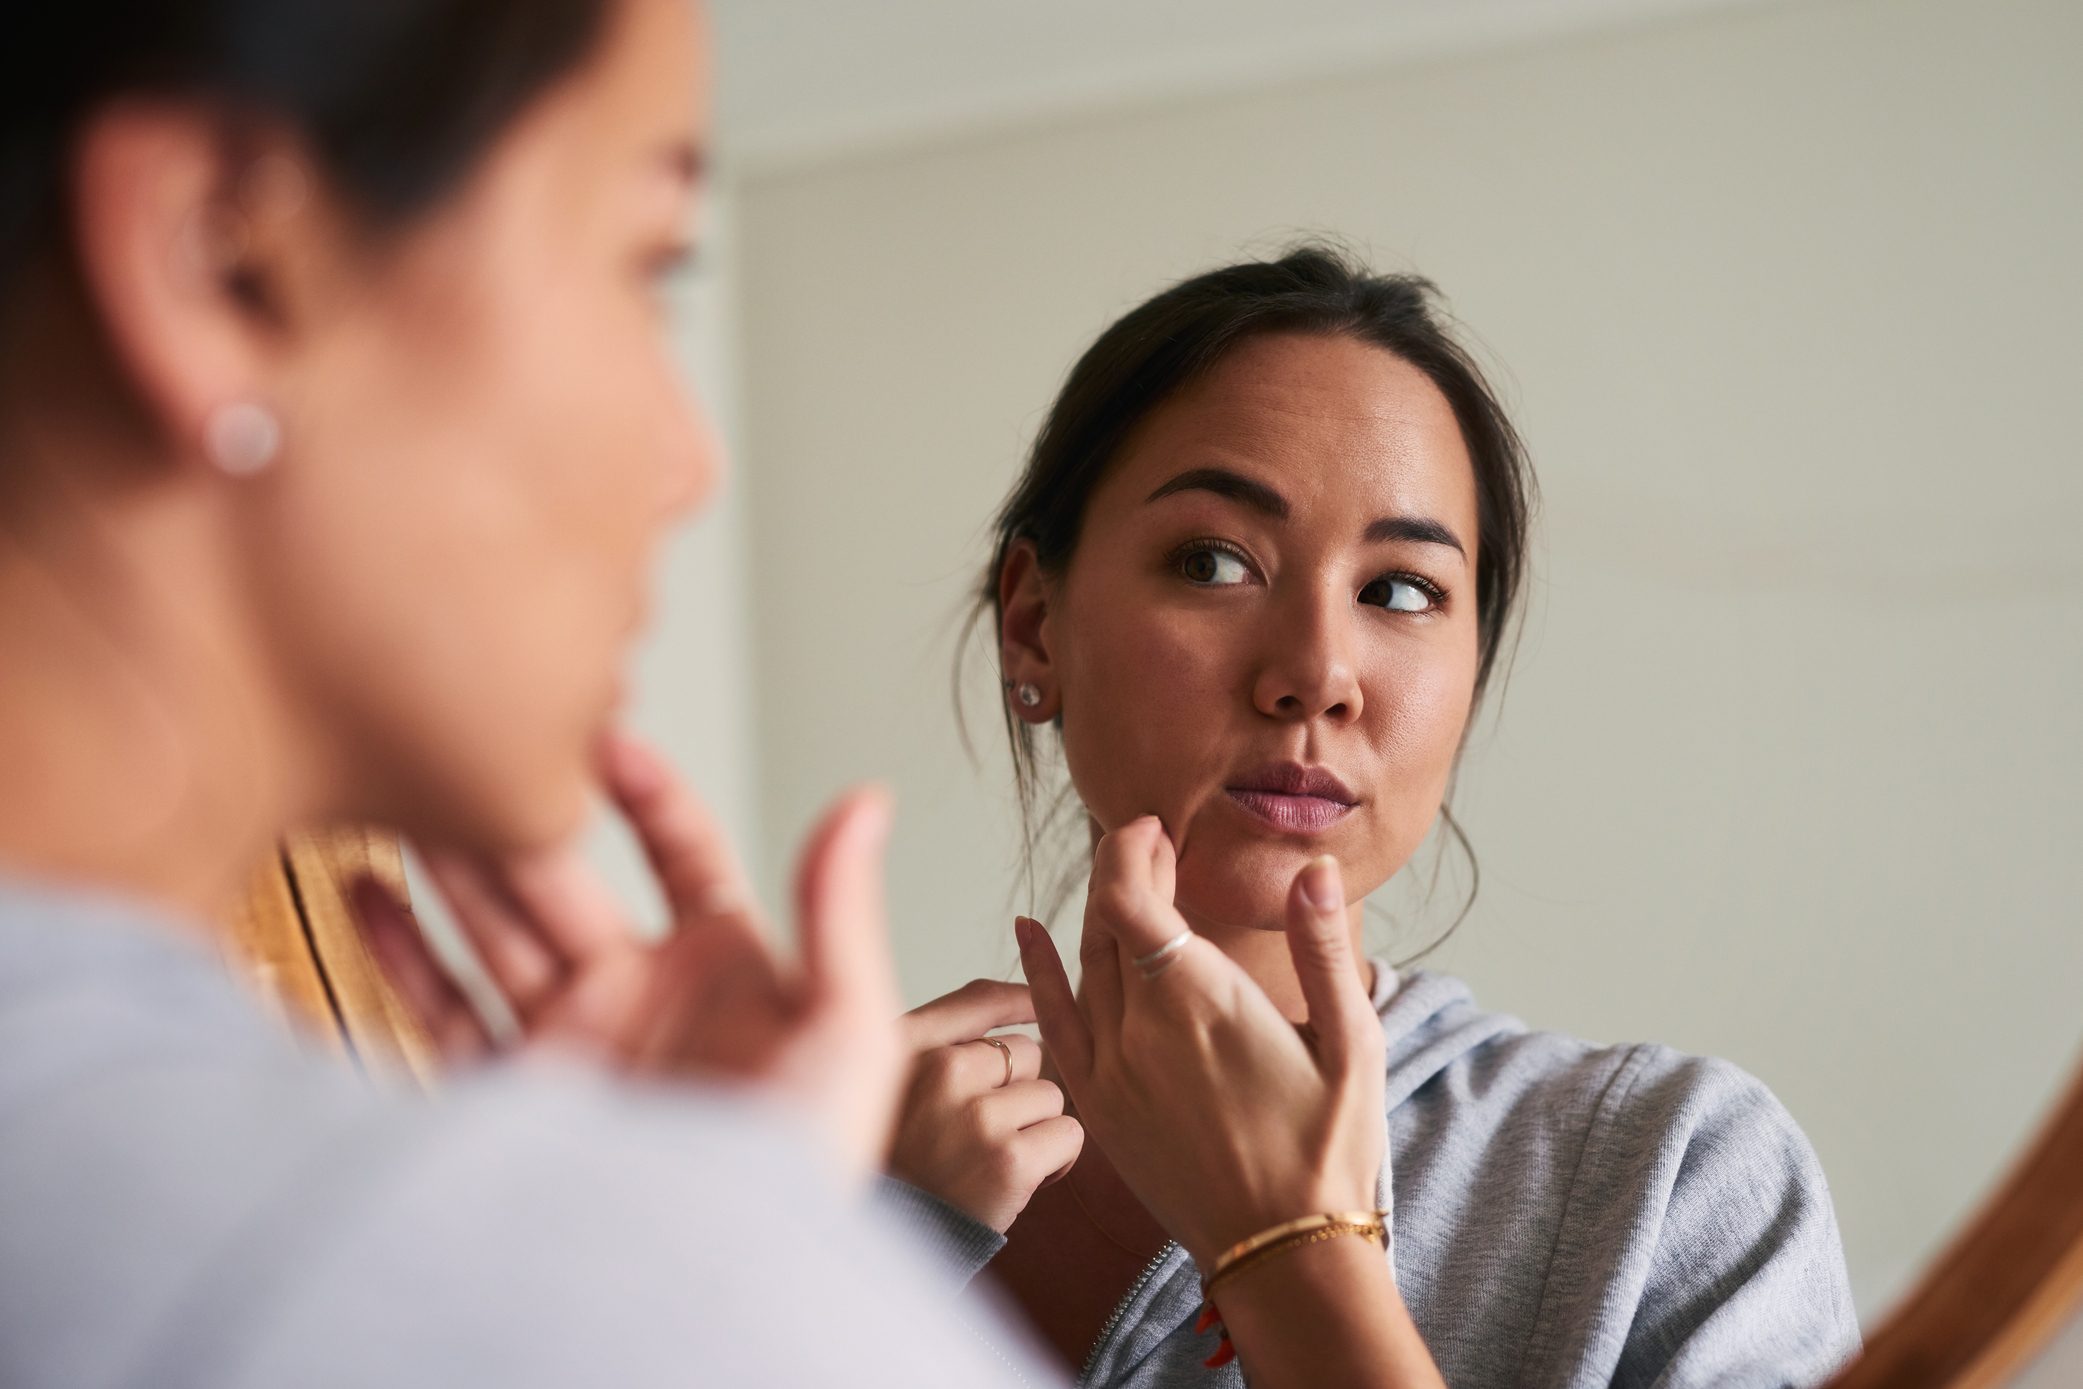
[877,248,1863,1386]
[0,1,1053,1384]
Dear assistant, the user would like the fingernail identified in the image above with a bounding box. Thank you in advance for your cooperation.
[1302,855,1342,912]
[1013,916,1037,951]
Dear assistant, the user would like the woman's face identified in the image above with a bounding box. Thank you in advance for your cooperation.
[255,0,712,849]
[1042,331,1483,930]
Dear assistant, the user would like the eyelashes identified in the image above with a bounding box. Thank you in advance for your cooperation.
[1165,537,1450,614]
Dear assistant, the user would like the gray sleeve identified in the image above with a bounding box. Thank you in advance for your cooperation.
[2,1045,1062,1389]
[1606,1053,1862,1389]
[870,1172,1009,1288]
[201,1074,1061,1389]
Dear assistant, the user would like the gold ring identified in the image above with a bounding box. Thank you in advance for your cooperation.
[980,1035,1014,1087]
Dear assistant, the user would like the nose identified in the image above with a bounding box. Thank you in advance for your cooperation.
[1251,585,1365,725]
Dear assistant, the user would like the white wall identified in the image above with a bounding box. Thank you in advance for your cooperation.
[727,0,2083,1317]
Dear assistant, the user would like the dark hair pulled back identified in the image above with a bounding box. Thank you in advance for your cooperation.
[0,0,610,298]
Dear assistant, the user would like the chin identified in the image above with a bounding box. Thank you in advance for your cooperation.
[423,746,591,857]
[1172,836,1323,933]
[503,756,595,850]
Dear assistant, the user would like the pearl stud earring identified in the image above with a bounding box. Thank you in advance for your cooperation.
[204,401,282,477]
[1009,681,1043,709]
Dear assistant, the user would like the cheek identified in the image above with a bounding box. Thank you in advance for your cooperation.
[257,272,675,846]
[394,280,660,669]
[1363,642,1478,837]
[1055,589,1242,829]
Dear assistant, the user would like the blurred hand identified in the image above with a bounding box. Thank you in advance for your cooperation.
[1017,816,1387,1266]
[352,728,905,1186]
[888,980,1084,1232]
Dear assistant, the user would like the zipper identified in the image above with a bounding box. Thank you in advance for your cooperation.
[971,1309,1040,1389]
[1077,1239,1182,1387]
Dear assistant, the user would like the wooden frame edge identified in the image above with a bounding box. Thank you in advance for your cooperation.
[1829,1048,2083,1387]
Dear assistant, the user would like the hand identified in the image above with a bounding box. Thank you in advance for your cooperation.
[1016,816,1387,1267]
[353,728,906,1186]
[888,980,1084,1232]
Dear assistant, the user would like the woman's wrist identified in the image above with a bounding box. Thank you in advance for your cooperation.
[1204,1234,1439,1389]
[1200,1208,1388,1296]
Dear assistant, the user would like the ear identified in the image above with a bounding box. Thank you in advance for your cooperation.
[69,101,319,470]
[996,539,1059,722]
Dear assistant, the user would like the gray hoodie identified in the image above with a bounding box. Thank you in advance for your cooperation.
[878,961,1861,1388]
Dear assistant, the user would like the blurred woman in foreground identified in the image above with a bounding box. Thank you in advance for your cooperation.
[0,1,1052,1384]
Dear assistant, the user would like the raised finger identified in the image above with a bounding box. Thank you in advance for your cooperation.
[1284,855,1379,1073]
[600,728,756,924]
[901,979,1036,1051]
[792,784,899,1020]
[419,847,562,1016]
[1088,816,1188,962]
[496,844,633,963]
[1015,915,1092,1084]
[352,875,490,1063]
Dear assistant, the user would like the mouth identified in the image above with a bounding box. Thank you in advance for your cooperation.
[1223,761,1359,836]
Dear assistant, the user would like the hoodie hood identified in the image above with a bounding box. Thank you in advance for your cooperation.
[1367,962,1530,1113]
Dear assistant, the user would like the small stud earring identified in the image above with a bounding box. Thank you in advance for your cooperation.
[1009,681,1043,709]
[204,401,281,477]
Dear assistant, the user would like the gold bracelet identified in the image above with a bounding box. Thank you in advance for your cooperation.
[1192,1212,1390,1370]
[1203,1209,1390,1289]
[1203,1218,1386,1299]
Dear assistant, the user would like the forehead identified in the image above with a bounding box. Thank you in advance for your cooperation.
[1104,331,1478,530]
[487,0,709,211]
[545,0,707,150]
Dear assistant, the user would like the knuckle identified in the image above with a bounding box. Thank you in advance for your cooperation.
[1091,885,1144,929]
[961,1097,997,1146]
[980,1136,1022,1188]
[914,1046,961,1095]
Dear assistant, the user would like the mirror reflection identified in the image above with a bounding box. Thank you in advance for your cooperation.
[671,0,2083,1343]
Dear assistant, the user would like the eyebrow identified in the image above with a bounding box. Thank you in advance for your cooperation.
[1143,466,1466,556]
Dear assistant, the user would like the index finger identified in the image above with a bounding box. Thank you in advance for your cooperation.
[901,979,1037,1051]
[600,728,756,924]
[1088,816,1188,959]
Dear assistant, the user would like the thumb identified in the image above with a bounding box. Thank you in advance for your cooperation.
[1284,855,1374,1072]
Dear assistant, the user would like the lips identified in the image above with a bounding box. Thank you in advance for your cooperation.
[1223,761,1358,835]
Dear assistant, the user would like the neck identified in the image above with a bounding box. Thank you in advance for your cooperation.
[0,441,316,930]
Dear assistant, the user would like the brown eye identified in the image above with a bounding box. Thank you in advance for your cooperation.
[1176,544,1249,586]
[1359,575,1438,613]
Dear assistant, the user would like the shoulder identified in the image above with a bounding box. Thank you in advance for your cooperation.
[1376,972,1856,1383]
[1379,968,1825,1184]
